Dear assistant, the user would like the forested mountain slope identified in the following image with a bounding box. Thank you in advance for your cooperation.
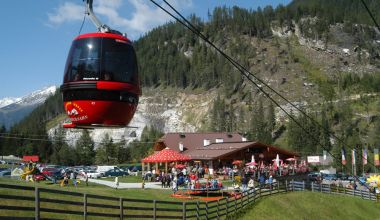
[1,0,380,166]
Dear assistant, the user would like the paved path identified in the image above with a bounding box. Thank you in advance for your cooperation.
[88,178,167,189]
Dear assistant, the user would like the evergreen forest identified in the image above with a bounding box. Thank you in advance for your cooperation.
[0,0,379,174]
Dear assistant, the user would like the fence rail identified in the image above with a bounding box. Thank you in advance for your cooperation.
[0,180,378,220]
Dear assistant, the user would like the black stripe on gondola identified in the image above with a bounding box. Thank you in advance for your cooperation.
[62,89,138,104]
[60,82,97,91]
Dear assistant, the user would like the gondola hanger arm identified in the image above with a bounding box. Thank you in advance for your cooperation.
[85,0,117,34]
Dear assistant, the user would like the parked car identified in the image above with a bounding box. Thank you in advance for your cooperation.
[84,170,102,179]
[33,174,46,181]
[103,168,128,177]
[308,172,321,182]
[42,168,63,180]
[322,174,337,181]
[131,166,142,172]
[0,169,11,176]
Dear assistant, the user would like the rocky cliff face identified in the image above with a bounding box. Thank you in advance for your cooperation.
[48,89,217,147]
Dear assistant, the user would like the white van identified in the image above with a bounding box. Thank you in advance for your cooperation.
[96,166,117,175]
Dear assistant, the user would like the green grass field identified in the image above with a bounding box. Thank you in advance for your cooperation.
[2,177,380,220]
[0,177,175,201]
[0,177,183,219]
[237,191,380,220]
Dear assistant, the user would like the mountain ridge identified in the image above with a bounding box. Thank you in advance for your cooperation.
[0,86,57,128]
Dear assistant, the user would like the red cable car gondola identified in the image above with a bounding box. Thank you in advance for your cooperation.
[60,0,141,129]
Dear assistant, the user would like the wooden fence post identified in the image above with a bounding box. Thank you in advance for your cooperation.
[35,187,40,220]
[225,197,228,218]
[206,201,209,219]
[277,182,280,193]
[303,181,305,191]
[320,183,322,193]
[285,180,288,192]
[216,199,219,220]
[83,193,87,220]
[259,187,262,198]
[311,182,314,192]
[182,202,186,220]
[240,193,243,209]
[234,196,237,214]
[361,190,363,199]
[292,179,294,191]
[120,197,124,220]
[270,184,272,195]
[329,184,332,194]
[248,189,253,204]
[196,201,200,220]
[153,200,156,220]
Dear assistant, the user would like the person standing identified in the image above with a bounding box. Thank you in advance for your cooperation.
[115,176,119,189]
[84,172,89,186]
[248,177,255,191]
[242,176,248,192]
[161,173,166,188]
[172,177,178,194]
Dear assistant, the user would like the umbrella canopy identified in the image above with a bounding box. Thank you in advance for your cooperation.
[142,147,191,163]
[175,164,186,169]
[286,158,297,162]
[232,160,243,165]
[246,161,257,166]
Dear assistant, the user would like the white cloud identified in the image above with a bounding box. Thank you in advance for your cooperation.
[47,0,193,39]
[47,2,84,26]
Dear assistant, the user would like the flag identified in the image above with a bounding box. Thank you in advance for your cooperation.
[341,148,346,165]
[363,148,368,165]
[375,149,380,166]
[352,149,356,165]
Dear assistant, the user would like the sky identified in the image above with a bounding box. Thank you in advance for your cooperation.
[0,0,291,99]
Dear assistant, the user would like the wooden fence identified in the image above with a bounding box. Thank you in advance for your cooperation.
[0,181,377,220]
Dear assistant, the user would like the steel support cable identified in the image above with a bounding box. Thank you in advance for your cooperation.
[150,0,377,177]
[78,0,87,35]
[360,0,380,34]
[150,0,339,160]
[0,135,156,145]
[160,0,370,158]
[156,1,375,190]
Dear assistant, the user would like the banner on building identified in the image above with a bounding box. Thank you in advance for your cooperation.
[352,149,356,165]
[375,149,380,166]
[363,148,368,165]
[341,148,346,165]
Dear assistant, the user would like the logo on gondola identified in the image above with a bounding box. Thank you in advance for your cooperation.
[65,102,88,121]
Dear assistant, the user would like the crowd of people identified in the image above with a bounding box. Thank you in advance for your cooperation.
[143,166,224,194]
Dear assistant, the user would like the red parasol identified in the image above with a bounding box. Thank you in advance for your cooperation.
[232,160,243,165]
[175,164,186,169]
[141,147,191,163]
[245,162,257,166]
[286,158,296,162]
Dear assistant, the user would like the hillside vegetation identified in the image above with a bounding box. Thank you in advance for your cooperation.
[1,0,380,167]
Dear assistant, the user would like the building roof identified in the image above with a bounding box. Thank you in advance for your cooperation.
[183,141,298,160]
[141,147,191,163]
[151,132,298,162]
[153,132,244,152]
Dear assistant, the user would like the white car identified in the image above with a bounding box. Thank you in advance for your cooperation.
[82,170,102,179]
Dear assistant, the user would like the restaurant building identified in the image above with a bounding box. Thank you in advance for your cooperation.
[143,132,298,174]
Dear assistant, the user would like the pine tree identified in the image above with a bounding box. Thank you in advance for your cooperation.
[96,133,117,164]
[75,130,95,165]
